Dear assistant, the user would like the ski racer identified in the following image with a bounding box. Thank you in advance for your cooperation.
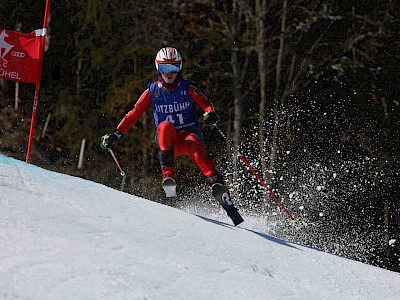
[101,47,243,225]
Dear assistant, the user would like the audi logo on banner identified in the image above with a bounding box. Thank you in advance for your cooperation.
[12,51,25,58]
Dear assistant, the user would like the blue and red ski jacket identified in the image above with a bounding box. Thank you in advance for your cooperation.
[117,79,214,134]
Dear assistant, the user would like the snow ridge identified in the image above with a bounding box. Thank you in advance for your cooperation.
[0,154,399,300]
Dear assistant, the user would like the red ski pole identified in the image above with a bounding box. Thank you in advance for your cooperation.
[213,124,297,223]
[109,148,125,176]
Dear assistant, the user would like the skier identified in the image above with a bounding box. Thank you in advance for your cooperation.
[101,47,243,226]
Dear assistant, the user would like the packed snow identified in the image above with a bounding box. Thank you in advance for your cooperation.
[0,154,399,299]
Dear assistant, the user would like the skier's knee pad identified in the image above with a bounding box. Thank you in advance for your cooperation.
[205,171,224,186]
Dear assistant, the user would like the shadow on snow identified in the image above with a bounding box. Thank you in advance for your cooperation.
[195,215,302,251]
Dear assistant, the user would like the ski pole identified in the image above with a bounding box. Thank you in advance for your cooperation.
[108,148,125,176]
[213,124,296,223]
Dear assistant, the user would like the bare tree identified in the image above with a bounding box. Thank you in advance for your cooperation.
[257,1,340,208]
[230,0,244,196]
[255,0,268,201]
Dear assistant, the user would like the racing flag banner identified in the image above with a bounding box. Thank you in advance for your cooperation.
[0,29,42,83]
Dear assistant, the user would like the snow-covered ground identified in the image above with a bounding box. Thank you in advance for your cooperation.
[0,154,399,300]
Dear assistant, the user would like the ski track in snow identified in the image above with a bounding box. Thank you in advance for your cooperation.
[0,154,399,300]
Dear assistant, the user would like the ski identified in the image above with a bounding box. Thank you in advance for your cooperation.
[212,183,244,226]
[162,178,177,198]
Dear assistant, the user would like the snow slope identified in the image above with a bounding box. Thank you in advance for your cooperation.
[0,154,399,300]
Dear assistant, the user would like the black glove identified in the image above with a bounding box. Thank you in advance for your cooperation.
[203,111,220,126]
[101,130,122,152]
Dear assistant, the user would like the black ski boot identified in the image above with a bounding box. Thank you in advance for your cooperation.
[206,172,244,226]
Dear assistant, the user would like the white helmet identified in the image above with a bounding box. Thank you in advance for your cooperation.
[155,47,183,72]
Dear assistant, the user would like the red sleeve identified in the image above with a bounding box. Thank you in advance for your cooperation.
[117,89,151,134]
[189,85,214,113]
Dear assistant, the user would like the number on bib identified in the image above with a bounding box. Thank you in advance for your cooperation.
[165,114,184,125]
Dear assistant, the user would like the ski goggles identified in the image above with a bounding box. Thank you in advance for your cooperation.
[158,64,181,74]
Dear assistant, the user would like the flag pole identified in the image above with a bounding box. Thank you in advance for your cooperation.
[26,0,50,163]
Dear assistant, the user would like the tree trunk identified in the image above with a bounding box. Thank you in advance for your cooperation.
[76,56,82,101]
[41,112,51,139]
[264,0,288,208]
[231,47,242,196]
[230,0,242,198]
[256,0,267,202]
[78,138,86,169]
[15,82,19,110]
[141,109,148,177]
[381,96,392,268]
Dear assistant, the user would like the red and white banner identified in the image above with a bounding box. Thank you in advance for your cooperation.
[0,29,42,83]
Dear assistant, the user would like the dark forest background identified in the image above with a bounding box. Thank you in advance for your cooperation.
[0,0,399,272]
